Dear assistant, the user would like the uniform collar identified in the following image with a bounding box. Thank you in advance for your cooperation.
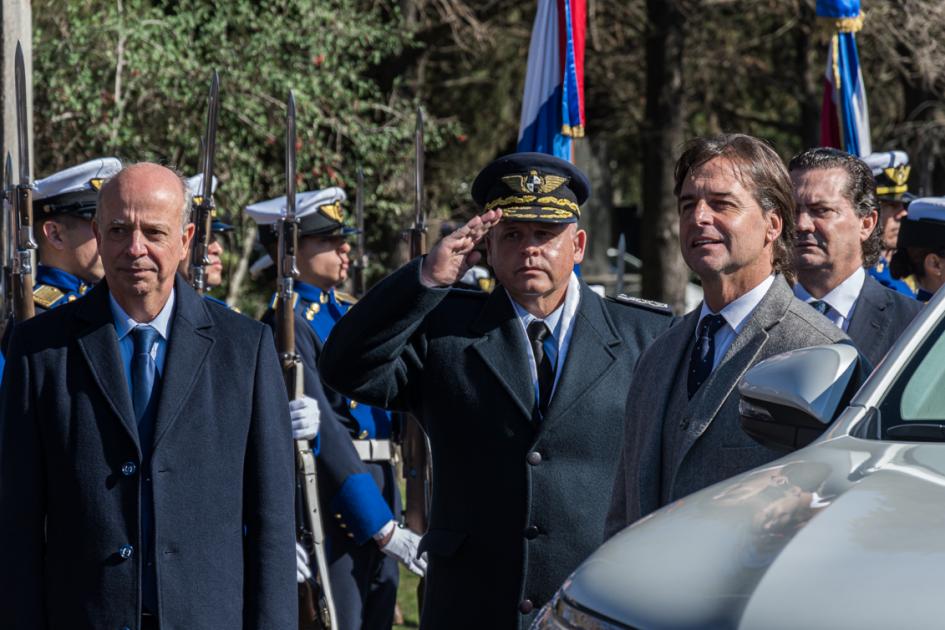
[794,267,866,320]
[36,264,92,294]
[295,280,335,305]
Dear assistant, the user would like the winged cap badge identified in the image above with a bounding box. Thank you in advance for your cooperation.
[502,169,569,194]
[884,165,910,187]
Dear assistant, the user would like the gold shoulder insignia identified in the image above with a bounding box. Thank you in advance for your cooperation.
[33,284,66,308]
[334,290,358,304]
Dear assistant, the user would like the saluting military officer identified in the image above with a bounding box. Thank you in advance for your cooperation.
[247,187,425,630]
[319,153,674,629]
[864,150,917,297]
[176,173,238,310]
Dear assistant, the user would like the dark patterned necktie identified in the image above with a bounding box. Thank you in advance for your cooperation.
[810,300,831,315]
[527,320,556,414]
[687,314,726,399]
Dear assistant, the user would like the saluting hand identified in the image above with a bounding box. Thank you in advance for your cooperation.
[420,209,502,287]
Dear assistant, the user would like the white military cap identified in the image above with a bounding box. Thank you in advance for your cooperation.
[185,173,219,199]
[33,157,122,218]
[899,197,945,249]
[863,150,912,201]
[245,187,356,242]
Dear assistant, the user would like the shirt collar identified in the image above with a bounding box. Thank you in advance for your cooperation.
[508,272,581,339]
[109,288,176,341]
[794,267,865,319]
[699,274,775,335]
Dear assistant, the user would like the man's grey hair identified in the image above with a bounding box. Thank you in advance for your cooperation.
[94,163,193,233]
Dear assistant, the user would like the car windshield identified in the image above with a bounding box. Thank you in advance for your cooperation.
[878,314,945,439]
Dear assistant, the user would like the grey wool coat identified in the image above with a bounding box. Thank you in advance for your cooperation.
[319,258,673,630]
[0,276,297,630]
[605,275,850,539]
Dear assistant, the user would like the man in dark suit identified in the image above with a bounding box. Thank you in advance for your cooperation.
[0,163,299,629]
[605,134,850,538]
[789,148,922,367]
[319,153,673,629]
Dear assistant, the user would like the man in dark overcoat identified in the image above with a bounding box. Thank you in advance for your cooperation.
[0,163,298,630]
[319,152,673,629]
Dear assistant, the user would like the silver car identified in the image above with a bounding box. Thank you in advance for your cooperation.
[534,287,945,630]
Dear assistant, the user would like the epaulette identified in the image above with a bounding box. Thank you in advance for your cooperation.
[334,290,358,305]
[608,293,673,316]
[33,284,67,309]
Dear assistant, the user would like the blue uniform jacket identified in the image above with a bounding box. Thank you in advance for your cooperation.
[263,281,394,545]
[869,257,916,298]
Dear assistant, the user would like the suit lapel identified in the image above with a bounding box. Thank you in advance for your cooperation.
[469,287,538,423]
[75,283,139,451]
[847,274,887,349]
[539,284,619,432]
[677,276,792,460]
[151,277,215,451]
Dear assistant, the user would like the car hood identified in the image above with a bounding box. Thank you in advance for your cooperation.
[563,436,945,629]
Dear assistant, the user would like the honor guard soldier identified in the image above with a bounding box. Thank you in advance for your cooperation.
[319,153,674,629]
[864,150,917,297]
[247,187,425,630]
[29,157,123,313]
[891,197,945,302]
[177,173,238,310]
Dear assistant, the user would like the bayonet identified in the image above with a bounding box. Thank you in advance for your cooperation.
[615,233,626,297]
[12,41,36,322]
[189,71,219,295]
[351,165,366,296]
[278,90,338,630]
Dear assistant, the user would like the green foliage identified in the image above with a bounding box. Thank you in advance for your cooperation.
[32,0,438,310]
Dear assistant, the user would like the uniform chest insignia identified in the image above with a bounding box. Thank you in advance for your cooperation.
[305,303,320,320]
[33,284,66,308]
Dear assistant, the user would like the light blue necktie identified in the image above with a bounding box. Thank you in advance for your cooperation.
[131,325,160,429]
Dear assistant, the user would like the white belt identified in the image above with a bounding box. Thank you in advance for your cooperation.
[352,439,392,462]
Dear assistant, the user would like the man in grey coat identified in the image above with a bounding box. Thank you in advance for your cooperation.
[789,148,922,368]
[0,163,300,629]
[605,134,850,538]
[319,153,672,629]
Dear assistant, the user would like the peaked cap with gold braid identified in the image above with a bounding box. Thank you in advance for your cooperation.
[471,152,590,223]
[245,186,360,246]
[864,150,914,203]
[33,157,123,219]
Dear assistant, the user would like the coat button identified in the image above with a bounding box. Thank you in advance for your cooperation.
[118,544,133,559]
[519,599,534,614]
[358,430,369,439]
[524,525,539,540]
[120,461,137,476]
[526,451,542,466]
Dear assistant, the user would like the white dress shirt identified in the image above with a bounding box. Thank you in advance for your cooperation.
[793,267,865,332]
[109,289,176,395]
[696,274,775,370]
[508,272,582,400]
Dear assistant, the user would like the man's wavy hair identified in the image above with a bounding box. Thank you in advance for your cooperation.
[787,147,882,268]
[673,133,796,283]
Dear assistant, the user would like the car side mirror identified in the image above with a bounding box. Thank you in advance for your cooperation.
[738,343,861,451]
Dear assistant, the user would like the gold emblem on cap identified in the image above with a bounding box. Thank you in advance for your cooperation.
[90,178,104,191]
[884,165,910,187]
[502,170,569,195]
[320,202,344,223]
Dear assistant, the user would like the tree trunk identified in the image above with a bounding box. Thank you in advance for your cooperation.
[640,0,688,312]
[573,133,613,279]
[795,1,821,150]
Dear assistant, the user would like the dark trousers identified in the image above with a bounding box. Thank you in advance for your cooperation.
[327,461,401,630]
[141,615,159,630]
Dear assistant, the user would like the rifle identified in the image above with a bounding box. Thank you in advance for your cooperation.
[277,91,338,630]
[402,106,432,609]
[350,165,366,297]
[189,72,219,295]
[11,42,36,322]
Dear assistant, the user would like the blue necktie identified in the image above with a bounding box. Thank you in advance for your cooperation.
[687,314,726,399]
[527,320,556,414]
[131,325,160,425]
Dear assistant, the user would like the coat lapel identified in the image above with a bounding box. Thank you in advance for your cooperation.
[540,284,620,431]
[151,277,215,451]
[75,283,140,451]
[469,286,537,423]
[677,276,792,460]
[846,274,887,348]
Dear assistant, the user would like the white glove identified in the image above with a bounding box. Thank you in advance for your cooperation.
[296,542,312,584]
[378,521,427,577]
[290,396,321,440]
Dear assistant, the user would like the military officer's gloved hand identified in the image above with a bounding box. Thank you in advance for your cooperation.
[296,541,312,584]
[289,396,321,440]
[375,520,427,577]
